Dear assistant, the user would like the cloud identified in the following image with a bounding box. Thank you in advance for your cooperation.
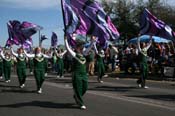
[0,0,60,10]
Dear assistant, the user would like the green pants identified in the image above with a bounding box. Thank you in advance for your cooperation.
[29,60,33,73]
[17,67,26,86]
[0,62,3,77]
[34,69,45,90]
[137,63,148,87]
[44,59,48,73]
[97,62,105,80]
[3,66,11,81]
[57,59,64,76]
[72,73,88,106]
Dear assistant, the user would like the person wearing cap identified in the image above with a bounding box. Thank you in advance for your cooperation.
[11,47,27,88]
[24,47,52,94]
[0,49,12,83]
[64,34,95,110]
[137,35,152,89]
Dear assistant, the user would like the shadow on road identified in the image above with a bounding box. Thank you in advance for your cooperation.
[89,86,138,92]
[0,84,19,88]
[1,89,36,93]
[128,94,175,102]
[0,101,78,109]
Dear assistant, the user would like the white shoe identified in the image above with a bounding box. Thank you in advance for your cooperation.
[45,73,48,77]
[30,72,33,75]
[5,80,9,83]
[20,84,25,88]
[37,88,42,94]
[103,74,108,78]
[5,80,11,83]
[0,76,3,79]
[138,84,142,88]
[143,86,149,89]
[80,105,86,110]
[57,76,60,78]
[100,80,104,83]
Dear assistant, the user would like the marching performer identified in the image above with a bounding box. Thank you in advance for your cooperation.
[11,47,27,88]
[1,49,12,83]
[24,47,52,93]
[94,45,106,83]
[137,35,152,89]
[65,35,95,110]
[0,48,3,80]
[55,48,67,78]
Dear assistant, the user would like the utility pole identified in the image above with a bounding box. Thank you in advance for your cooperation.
[39,30,41,47]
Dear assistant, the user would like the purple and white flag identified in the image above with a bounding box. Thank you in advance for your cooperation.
[140,8,175,40]
[5,20,42,48]
[21,21,43,38]
[61,0,120,47]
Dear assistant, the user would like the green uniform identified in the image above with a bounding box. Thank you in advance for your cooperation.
[33,55,45,90]
[137,38,151,88]
[0,57,3,77]
[3,57,12,81]
[137,52,148,87]
[16,55,26,86]
[72,53,88,106]
[44,58,48,73]
[29,58,33,73]
[57,57,64,77]
[96,54,105,80]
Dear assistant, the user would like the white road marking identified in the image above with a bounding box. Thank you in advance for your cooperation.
[26,78,175,111]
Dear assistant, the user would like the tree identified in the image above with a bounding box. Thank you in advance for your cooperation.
[101,0,175,41]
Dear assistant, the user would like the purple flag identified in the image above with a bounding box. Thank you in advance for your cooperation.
[40,35,48,43]
[21,21,43,38]
[51,32,58,47]
[61,0,120,47]
[70,0,110,47]
[140,8,175,40]
[5,20,42,48]
[73,0,120,41]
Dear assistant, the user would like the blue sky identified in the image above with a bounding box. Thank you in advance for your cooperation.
[0,0,174,48]
[0,0,63,48]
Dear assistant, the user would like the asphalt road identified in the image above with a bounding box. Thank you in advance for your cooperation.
[0,73,174,116]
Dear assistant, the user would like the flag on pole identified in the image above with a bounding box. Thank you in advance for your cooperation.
[72,0,120,41]
[21,21,43,38]
[51,32,58,47]
[40,35,48,44]
[61,0,120,47]
[5,20,42,48]
[140,8,175,40]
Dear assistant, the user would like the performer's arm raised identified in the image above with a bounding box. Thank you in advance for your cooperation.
[61,50,67,56]
[137,36,142,53]
[0,50,5,59]
[24,50,35,58]
[64,36,76,58]
[11,48,18,57]
[145,35,153,50]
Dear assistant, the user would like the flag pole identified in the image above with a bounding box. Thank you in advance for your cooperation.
[39,30,41,47]
[61,0,66,36]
